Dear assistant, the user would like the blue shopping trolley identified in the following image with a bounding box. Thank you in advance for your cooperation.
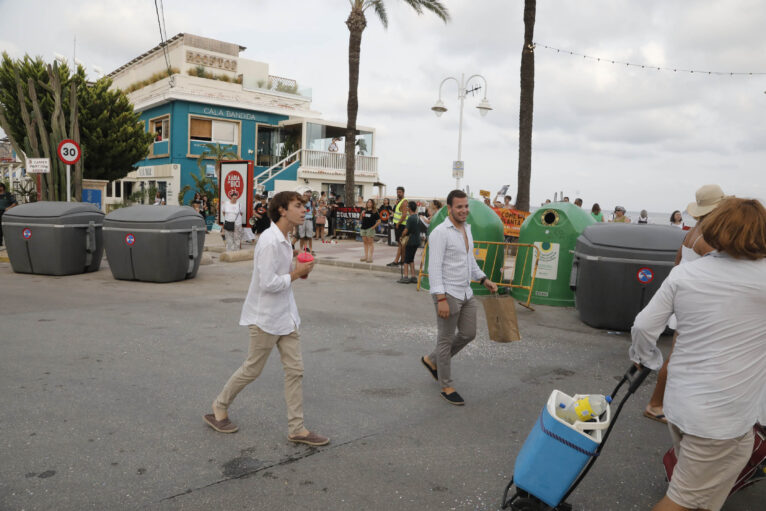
[501,365,651,511]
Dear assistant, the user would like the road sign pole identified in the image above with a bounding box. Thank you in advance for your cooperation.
[67,164,71,202]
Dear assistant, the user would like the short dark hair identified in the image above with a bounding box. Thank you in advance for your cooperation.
[701,198,766,260]
[396,186,405,192]
[0,183,5,191]
[446,189,467,206]
[504,195,512,201]
[408,201,417,212]
[268,191,304,223]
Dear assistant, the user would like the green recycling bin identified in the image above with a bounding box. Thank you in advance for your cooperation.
[511,203,595,306]
[420,198,504,296]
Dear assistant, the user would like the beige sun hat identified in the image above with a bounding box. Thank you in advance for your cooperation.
[686,184,727,218]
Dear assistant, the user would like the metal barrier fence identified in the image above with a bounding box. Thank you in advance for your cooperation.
[416,240,541,310]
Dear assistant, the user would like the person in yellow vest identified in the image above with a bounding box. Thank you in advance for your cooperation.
[387,186,409,266]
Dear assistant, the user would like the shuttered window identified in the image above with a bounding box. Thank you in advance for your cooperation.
[212,120,237,144]
[190,118,212,141]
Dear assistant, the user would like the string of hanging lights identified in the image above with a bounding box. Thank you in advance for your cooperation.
[532,43,766,76]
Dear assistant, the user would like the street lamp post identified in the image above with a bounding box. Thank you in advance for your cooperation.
[431,73,492,190]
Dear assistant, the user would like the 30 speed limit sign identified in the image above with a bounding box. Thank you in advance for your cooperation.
[57,139,81,165]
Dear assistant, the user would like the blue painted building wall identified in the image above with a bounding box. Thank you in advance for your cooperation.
[136,101,288,203]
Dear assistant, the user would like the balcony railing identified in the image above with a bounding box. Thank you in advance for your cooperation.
[300,149,377,175]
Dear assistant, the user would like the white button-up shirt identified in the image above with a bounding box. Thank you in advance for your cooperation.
[630,252,766,439]
[240,223,300,335]
[427,219,486,300]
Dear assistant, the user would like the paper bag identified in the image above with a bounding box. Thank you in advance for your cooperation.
[481,295,521,342]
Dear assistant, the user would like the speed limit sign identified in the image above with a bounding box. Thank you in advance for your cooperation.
[57,139,81,165]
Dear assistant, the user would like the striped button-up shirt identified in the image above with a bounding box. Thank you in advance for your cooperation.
[428,219,486,300]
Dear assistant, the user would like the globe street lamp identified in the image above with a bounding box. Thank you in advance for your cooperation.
[431,73,492,190]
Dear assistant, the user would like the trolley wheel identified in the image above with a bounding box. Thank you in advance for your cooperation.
[501,478,550,511]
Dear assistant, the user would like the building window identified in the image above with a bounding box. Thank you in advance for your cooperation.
[151,117,170,142]
[190,117,238,145]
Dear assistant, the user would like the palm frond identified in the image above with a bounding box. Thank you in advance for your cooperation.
[368,0,388,28]
[402,0,450,22]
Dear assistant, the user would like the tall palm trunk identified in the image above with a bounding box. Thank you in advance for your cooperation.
[516,0,536,212]
[345,8,366,206]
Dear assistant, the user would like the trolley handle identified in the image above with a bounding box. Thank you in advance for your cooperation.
[610,364,652,400]
[626,364,652,394]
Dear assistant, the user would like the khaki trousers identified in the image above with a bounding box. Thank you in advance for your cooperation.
[215,325,304,436]
[429,294,478,388]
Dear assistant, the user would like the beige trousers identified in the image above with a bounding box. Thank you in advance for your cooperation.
[215,325,304,436]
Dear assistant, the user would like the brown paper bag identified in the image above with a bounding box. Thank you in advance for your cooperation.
[481,295,521,342]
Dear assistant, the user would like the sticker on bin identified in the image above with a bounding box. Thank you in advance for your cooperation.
[637,267,654,284]
[125,233,136,246]
[22,228,32,239]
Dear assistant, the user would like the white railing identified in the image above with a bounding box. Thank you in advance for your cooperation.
[254,149,301,185]
[300,149,378,174]
[254,149,379,188]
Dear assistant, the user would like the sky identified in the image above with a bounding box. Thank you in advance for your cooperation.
[1,0,765,212]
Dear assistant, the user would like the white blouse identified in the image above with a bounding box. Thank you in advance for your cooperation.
[630,252,766,439]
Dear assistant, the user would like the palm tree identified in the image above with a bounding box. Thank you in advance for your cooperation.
[516,0,536,212]
[344,0,450,206]
[178,165,218,206]
[196,142,238,187]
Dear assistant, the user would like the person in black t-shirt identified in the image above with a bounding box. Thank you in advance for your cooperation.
[359,199,380,263]
[398,201,421,283]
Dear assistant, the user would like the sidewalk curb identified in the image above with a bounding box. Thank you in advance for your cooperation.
[316,258,401,274]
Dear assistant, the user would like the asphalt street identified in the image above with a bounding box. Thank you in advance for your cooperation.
[0,255,762,511]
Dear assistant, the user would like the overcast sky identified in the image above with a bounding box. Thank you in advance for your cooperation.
[2,0,765,212]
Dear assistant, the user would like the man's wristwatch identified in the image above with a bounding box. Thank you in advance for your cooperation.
[479,277,487,285]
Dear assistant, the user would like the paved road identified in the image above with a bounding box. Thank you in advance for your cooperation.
[0,256,761,510]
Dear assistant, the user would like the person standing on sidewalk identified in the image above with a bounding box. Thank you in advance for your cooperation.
[359,199,380,263]
[397,201,421,283]
[204,191,330,447]
[420,190,497,405]
[387,186,408,267]
[299,190,315,255]
[221,191,243,252]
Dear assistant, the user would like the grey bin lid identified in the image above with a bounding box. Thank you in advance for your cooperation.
[105,205,201,224]
[4,201,103,219]
[579,223,685,252]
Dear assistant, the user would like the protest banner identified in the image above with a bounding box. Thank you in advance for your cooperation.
[492,208,531,237]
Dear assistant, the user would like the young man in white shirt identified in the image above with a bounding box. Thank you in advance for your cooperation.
[204,191,329,446]
[421,190,497,405]
[630,198,766,511]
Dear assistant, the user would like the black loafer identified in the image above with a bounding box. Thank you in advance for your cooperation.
[440,391,465,406]
[421,357,438,381]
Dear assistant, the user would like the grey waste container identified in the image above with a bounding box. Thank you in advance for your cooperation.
[570,223,685,331]
[103,205,206,283]
[2,201,104,276]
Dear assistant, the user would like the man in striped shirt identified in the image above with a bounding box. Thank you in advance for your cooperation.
[421,190,497,405]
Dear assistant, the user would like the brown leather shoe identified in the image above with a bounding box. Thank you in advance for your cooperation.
[203,414,238,433]
[288,431,330,446]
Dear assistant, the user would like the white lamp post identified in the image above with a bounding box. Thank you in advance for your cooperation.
[431,73,492,190]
